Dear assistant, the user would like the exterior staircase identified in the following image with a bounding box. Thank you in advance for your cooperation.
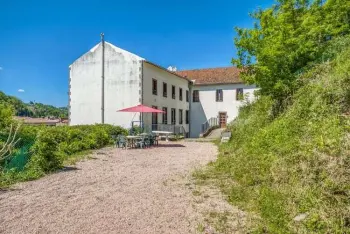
[200,117,219,138]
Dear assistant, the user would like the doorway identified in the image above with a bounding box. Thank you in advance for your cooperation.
[219,112,227,128]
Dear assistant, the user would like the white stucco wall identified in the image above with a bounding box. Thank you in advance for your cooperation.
[69,42,143,128]
[190,84,258,138]
[69,44,103,125]
[142,62,190,133]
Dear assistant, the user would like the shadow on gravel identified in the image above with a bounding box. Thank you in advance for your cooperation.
[0,187,22,195]
[156,144,186,148]
[59,166,80,173]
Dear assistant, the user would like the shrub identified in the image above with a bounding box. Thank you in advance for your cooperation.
[0,124,126,187]
[28,124,126,173]
[200,45,350,233]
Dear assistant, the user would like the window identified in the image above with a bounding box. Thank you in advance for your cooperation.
[186,90,189,102]
[185,110,189,124]
[216,89,223,102]
[179,109,183,124]
[172,85,176,99]
[193,90,200,102]
[162,107,168,124]
[152,79,157,95]
[179,88,183,101]
[163,82,167,97]
[171,108,176,125]
[152,106,158,125]
[236,88,244,101]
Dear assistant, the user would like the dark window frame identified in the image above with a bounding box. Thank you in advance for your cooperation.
[163,82,167,97]
[172,85,176,99]
[216,89,223,102]
[171,108,176,125]
[179,109,183,124]
[193,90,200,102]
[152,106,158,125]
[162,107,168,124]
[179,88,183,101]
[185,110,189,124]
[236,88,244,101]
[186,90,189,102]
[152,79,157,95]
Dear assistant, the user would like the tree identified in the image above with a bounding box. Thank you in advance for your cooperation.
[0,91,68,118]
[233,0,350,100]
[0,103,14,129]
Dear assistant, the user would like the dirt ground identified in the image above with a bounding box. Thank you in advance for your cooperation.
[0,142,221,234]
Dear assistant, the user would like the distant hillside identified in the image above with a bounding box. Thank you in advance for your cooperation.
[0,91,68,118]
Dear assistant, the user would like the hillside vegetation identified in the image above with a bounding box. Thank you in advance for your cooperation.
[0,91,68,118]
[196,1,350,233]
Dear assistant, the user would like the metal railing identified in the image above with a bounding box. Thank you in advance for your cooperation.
[201,117,219,134]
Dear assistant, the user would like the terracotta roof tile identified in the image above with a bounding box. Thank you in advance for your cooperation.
[176,67,242,85]
[14,117,61,125]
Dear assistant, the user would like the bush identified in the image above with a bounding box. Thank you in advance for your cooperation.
[0,124,126,187]
[29,125,126,173]
[0,103,14,130]
[199,45,350,233]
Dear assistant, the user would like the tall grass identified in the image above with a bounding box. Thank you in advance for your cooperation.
[198,45,350,233]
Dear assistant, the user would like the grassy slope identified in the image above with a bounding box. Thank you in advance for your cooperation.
[196,46,350,233]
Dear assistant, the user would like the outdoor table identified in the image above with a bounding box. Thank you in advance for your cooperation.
[126,135,142,148]
[151,131,173,142]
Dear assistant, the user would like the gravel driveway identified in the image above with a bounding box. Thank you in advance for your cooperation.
[0,142,217,234]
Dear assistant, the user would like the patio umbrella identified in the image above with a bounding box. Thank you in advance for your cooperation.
[117,104,164,113]
[117,104,165,133]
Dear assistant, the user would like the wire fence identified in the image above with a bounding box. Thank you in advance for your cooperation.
[2,143,33,172]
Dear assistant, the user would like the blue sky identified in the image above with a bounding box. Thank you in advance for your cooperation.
[0,0,273,107]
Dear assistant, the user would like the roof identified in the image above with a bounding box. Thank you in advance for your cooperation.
[144,61,191,82]
[105,42,144,61]
[176,67,243,85]
[14,117,62,125]
[70,41,144,67]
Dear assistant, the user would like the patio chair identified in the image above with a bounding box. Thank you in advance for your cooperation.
[150,133,159,146]
[116,135,127,149]
[135,135,150,149]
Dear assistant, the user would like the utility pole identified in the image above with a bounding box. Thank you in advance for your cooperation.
[101,33,105,124]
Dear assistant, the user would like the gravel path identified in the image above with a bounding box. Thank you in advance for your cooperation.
[0,142,217,234]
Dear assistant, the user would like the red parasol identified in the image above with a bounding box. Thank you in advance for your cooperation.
[117,104,165,113]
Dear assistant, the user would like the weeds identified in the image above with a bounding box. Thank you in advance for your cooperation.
[195,44,350,233]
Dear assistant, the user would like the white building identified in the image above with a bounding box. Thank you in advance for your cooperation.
[69,40,257,138]
[177,68,257,138]
[69,41,190,134]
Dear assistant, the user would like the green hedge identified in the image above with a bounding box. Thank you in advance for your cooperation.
[0,124,127,187]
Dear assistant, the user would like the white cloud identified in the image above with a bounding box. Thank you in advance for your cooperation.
[167,66,177,72]
[18,89,25,93]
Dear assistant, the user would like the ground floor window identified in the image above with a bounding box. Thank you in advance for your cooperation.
[186,110,189,124]
[171,108,176,125]
[162,107,168,124]
[179,109,183,124]
[152,106,158,130]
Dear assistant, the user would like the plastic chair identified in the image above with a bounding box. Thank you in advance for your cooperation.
[116,135,127,149]
[135,135,150,149]
[150,133,159,146]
